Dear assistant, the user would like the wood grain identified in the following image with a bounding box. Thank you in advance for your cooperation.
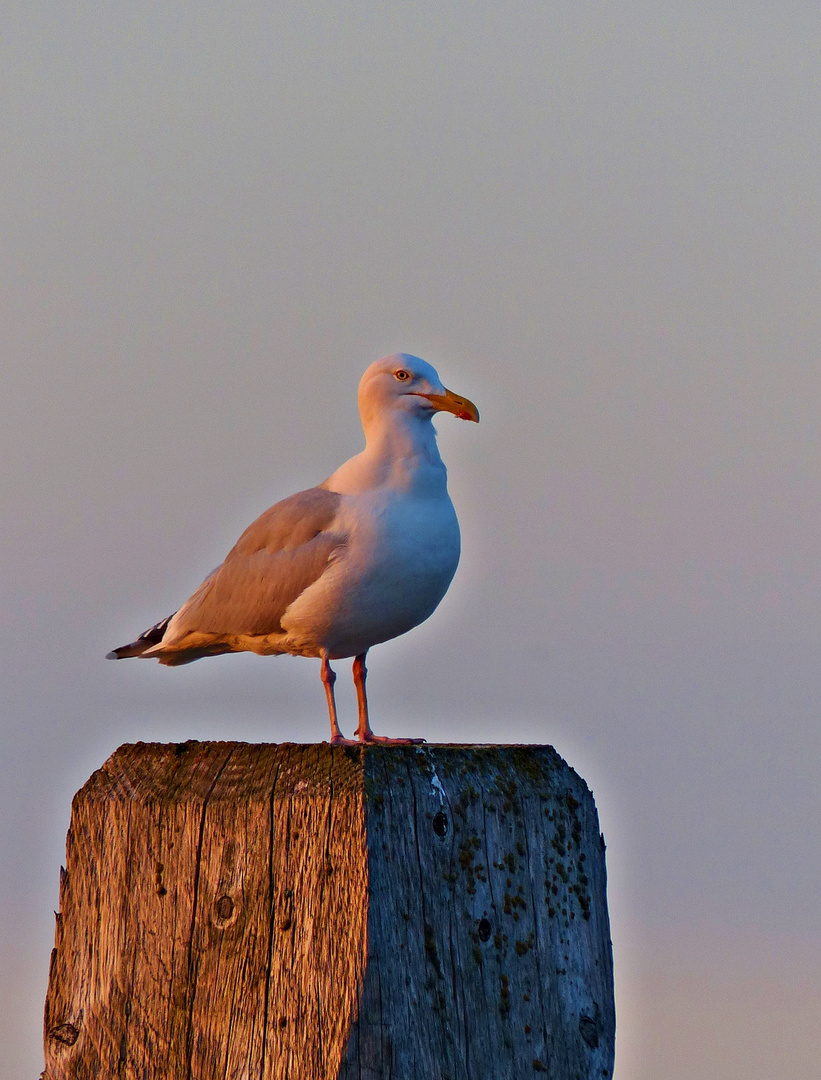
[43,743,614,1079]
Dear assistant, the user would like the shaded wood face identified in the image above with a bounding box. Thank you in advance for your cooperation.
[343,746,615,1079]
[43,743,614,1080]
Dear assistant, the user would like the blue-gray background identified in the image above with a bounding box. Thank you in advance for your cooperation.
[2,4,818,1077]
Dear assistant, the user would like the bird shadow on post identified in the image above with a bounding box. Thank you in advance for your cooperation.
[43,742,615,1080]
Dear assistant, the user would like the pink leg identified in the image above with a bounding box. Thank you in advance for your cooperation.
[321,651,356,746]
[353,652,425,745]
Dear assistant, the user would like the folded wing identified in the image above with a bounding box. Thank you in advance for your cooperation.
[109,487,345,664]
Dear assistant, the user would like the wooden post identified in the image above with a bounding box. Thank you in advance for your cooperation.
[43,742,615,1080]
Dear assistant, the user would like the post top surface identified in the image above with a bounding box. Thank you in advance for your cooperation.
[78,741,587,807]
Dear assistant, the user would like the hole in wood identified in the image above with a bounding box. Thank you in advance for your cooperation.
[280,888,293,930]
[477,917,491,942]
[432,810,448,837]
[154,861,167,897]
[214,894,235,925]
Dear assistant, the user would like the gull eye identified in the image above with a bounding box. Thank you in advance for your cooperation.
[394,369,411,382]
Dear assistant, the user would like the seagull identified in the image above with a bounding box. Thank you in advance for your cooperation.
[107,354,479,745]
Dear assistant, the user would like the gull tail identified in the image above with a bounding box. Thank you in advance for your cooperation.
[106,614,175,659]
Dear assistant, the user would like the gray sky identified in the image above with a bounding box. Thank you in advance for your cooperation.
[2,3,819,1077]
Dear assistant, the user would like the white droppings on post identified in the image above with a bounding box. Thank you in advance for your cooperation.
[416,746,447,805]
[429,772,446,804]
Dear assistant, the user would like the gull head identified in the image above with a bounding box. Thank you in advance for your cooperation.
[358,354,480,429]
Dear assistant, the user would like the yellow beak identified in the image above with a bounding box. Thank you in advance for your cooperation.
[420,387,480,423]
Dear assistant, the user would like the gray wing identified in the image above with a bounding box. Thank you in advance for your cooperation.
[168,486,344,639]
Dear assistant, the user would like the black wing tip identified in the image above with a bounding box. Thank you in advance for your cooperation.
[106,613,176,661]
[106,643,146,659]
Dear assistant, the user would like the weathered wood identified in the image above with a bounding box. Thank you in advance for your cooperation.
[43,743,615,1079]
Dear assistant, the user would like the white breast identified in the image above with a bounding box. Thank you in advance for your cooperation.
[281,486,461,658]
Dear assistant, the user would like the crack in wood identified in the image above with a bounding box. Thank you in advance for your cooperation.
[184,745,236,1080]
[259,753,283,1080]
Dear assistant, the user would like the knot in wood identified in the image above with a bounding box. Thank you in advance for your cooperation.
[578,1014,600,1049]
[49,1022,80,1046]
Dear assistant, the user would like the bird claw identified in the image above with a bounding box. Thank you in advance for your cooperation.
[329,733,427,746]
